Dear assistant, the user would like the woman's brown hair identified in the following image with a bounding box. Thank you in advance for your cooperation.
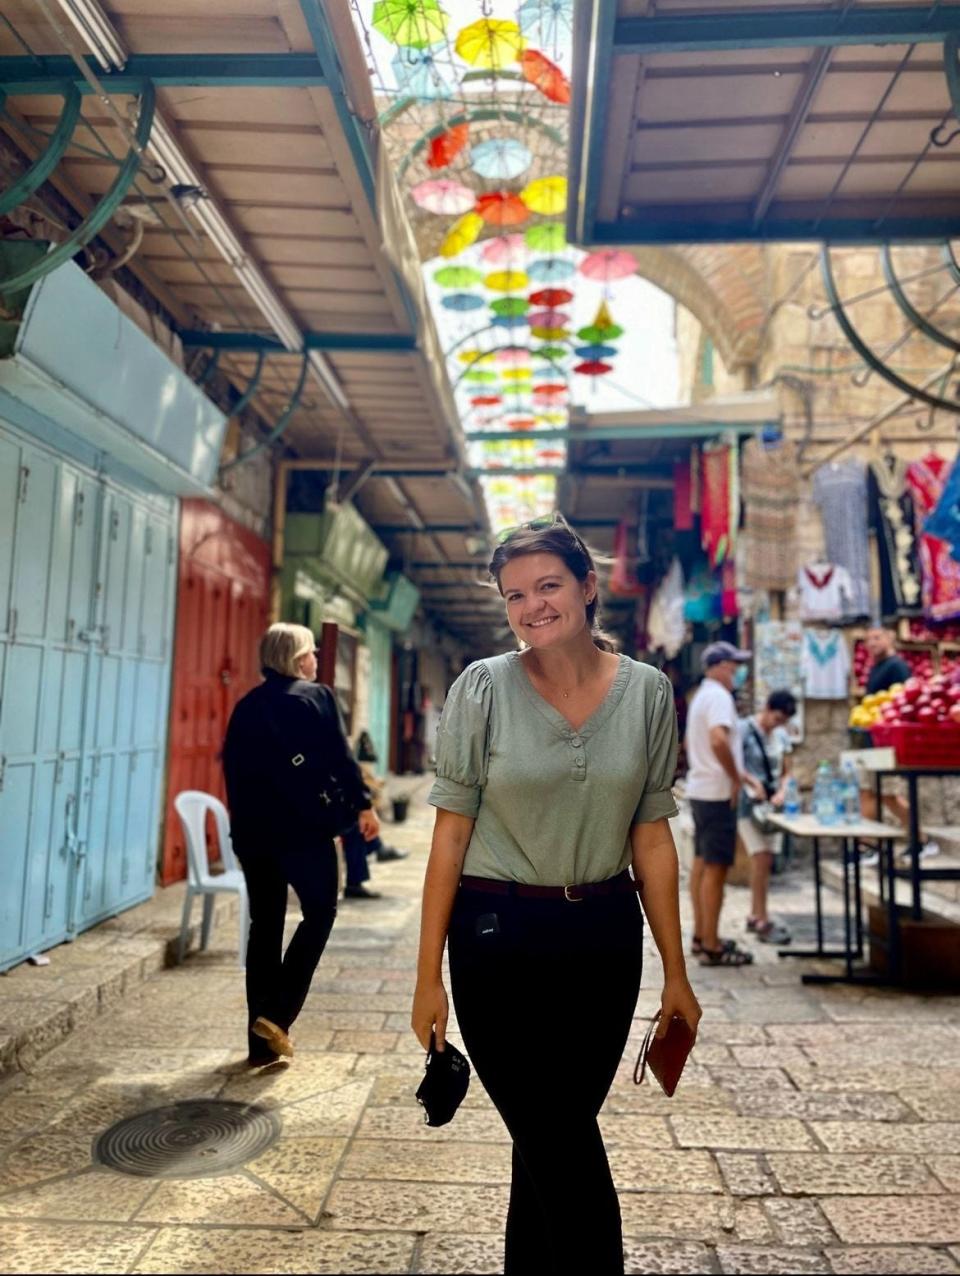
[488,516,618,652]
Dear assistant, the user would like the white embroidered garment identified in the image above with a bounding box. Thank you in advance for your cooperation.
[801,628,850,700]
[798,563,855,622]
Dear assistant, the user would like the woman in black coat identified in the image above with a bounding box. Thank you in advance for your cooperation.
[223,622,379,1065]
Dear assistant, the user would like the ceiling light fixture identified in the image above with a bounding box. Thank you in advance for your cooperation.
[54,0,125,71]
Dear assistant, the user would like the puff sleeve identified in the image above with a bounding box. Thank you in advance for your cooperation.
[633,672,680,824]
[428,662,492,819]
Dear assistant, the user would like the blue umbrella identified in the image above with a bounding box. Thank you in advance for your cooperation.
[527,257,576,283]
[469,138,533,181]
[442,292,485,312]
[391,45,453,100]
[574,343,618,360]
[491,313,530,329]
[518,0,573,48]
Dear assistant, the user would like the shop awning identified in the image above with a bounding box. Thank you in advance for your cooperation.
[569,1,960,245]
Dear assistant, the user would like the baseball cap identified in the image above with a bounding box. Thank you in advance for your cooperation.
[701,641,751,670]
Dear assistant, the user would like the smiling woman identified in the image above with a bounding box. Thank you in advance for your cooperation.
[411,514,701,1276]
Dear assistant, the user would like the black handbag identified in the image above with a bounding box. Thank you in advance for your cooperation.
[415,1034,470,1127]
[262,702,363,839]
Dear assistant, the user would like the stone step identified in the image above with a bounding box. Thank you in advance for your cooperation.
[821,853,960,927]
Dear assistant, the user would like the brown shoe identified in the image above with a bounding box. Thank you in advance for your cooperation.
[251,1017,294,1058]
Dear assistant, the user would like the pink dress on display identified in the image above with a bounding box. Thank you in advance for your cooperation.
[905,454,960,622]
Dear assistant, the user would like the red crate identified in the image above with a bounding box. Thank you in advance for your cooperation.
[869,723,960,767]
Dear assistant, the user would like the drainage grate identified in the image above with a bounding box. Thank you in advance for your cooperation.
[93,1099,281,1179]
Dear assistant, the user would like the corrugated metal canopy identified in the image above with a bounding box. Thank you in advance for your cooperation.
[0,0,505,651]
[569,0,960,245]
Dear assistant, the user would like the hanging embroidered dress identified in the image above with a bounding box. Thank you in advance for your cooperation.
[811,459,871,618]
[801,628,851,700]
[700,440,738,567]
[798,562,856,623]
[924,453,960,565]
[905,453,960,622]
[867,457,922,620]
[740,437,800,591]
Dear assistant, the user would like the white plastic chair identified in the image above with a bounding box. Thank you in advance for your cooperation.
[174,791,249,967]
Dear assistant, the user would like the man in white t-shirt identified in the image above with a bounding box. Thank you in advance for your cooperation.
[685,642,763,968]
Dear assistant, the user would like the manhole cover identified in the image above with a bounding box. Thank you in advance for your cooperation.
[93,1099,281,1179]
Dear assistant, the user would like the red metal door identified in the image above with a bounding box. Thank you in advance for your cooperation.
[162,501,271,884]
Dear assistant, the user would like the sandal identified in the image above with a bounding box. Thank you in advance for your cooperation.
[754,920,791,945]
[691,936,735,956]
[699,944,754,967]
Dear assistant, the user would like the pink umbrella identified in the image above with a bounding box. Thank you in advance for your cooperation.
[495,347,532,366]
[578,249,637,282]
[481,234,527,265]
[527,308,570,329]
[411,179,476,215]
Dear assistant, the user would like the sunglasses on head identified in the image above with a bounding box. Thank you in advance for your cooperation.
[495,513,578,544]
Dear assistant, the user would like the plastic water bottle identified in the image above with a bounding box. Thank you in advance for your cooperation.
[783,775,800,816]
[813,761,839,826]
[840,760,861,824]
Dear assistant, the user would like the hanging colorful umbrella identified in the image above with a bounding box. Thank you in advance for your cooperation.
[455,17,525,69]
[441,292,484,311]
[531,325,569,340]
[434,264,483,287]
[440,210,483,256]
[495,347,532,366]
[507,417,537,430]
[412,178,475,214]
[527,257,576,283]
[457,349,496,364]
[533,383,567,396]
[521,175,567,216]
[476,191,529,226]
[574,360,613,376]
[578,249,637,282]
[533,364,566,380]
[470,394,502,406]
[502,368,532,381]
[527,308,570,329]
[464,369,499,383]
[480,234,526,265]
[492,314,529,329]
[490,297,530,317]
[519,48,571,104]
[534,344,568,360]
[517,0,573,46]
[373,0,448,47]
[391,46,453,100]
[484,269,529,292]
[426,122,469,170]
[529,287,573,307]
[469,137,533,181]
[525,222,566,252]
[575,343,618,360]
[577,303,624,342]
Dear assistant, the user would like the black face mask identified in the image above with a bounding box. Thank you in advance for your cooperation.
[415,1035,471,1127]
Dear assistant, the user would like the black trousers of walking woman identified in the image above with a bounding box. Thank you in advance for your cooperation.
[236,840,338,1062]
[449,883,644,1276]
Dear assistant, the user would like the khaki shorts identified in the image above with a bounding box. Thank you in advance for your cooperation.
[737,818,784,857]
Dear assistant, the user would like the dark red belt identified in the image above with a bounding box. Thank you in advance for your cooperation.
[459,869,641,903]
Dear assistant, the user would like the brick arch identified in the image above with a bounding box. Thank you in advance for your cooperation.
[627,245,768,374]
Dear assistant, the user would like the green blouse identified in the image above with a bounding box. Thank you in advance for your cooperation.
[428,651,679,885]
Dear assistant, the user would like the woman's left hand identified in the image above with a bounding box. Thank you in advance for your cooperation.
[358,808,380,841]
[657,975,702,1043]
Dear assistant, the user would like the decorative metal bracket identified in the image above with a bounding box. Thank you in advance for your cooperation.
[932,32,960,147]
[0,82,156,301]
[0,84,82,218]
[219,351,309,474]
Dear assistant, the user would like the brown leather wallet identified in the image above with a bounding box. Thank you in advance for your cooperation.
[633,1012,696,1097]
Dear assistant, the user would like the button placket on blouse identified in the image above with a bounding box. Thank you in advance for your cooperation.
[569,733,586,780]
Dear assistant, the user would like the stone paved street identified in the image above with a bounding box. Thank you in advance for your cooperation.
[2,794,960,1275]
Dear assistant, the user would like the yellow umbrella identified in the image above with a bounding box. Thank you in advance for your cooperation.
[484,269,529,292]
[531,325,569,340]
[457,349,496,365]
[521,174,567,215]
[455,17,525,69]
[440,211,483,257]
[501,367,532,381]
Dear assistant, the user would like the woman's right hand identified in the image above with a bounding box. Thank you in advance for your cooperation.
[412,977,449,1051]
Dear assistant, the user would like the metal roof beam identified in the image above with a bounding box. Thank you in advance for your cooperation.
[0,53,327,93]
[593,213,960,244]
[466,423,767,443]
[613,7,960,53]
[178,330,416,353]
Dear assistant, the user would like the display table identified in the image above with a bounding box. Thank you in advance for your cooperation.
[767,812,904,986]
[872,767,960,920]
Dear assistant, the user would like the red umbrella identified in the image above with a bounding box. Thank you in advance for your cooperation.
[470,394,502,406]
[427,122,469,170]
[532,383,566,396]
[507,417,537,430]
[476,191,529,226]
[529,287,574,307]
[574,359,613,376]
[520,49,571,104]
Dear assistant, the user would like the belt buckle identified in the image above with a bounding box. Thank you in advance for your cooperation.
[564,884,583,903]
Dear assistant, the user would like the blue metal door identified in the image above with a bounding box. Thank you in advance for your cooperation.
[0,418,177,969]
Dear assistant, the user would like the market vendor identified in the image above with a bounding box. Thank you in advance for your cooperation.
[864,626,911,693]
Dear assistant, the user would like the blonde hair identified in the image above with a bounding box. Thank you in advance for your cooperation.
[259,622,315,678]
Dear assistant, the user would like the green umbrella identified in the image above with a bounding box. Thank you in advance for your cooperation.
[534,344,568,360]
[576,322,624,343]
[372,0,447,48]
[525,222,566,251]
[490,296,530,317]
[463,370,499,383]
[433,264,483,288]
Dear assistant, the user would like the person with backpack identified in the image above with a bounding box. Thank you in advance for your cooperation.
[222,623,378,1065]
[737,689,797,946]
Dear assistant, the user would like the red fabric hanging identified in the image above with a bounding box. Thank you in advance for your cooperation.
[906,453,960,621]
[701,443,732,567]
[674,458,693,531]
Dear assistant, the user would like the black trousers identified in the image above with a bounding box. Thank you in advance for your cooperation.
[448,884,644,1276]
[236,840,338,1061]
